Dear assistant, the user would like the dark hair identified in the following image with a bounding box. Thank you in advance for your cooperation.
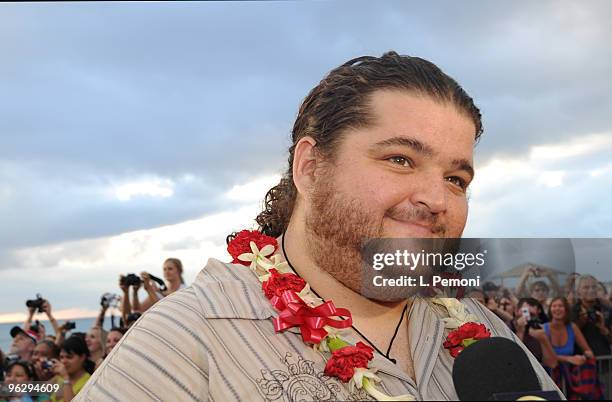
[36,339,60,359]
[7,360,35,381]
[548,297,571,325]
[126,312,142,324]
[518,297,540,309]
[253,51,483,238]
[71,332,86,341]
[164,258,184,284]
[61,335,95,374]
[109,326,127,335]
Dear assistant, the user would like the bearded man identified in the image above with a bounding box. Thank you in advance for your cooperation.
[77,52,560,401]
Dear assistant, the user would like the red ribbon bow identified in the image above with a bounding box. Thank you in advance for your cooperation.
[272,290,352,344]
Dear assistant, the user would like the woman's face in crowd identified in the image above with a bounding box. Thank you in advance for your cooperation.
[531,285,549,303]
[32,342,53,364]
[106,330,123,354]
[163,261,180,282]
[6,365,31,384]
[550,299,567,321]
[59,350,86,376]
[86,329,102,353]
[579,277,598,302]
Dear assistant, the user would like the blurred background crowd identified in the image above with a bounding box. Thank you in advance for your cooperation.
[2,260,612,400]
[469,266,612,399]
[0,258,184,402]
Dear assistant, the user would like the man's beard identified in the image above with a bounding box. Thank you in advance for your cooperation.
[304,176,381,293]
[304,173,448,295]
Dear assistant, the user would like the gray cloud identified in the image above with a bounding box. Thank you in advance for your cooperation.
[1,0,612,257]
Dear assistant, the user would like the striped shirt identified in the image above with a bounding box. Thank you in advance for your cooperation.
[76,257,563,401]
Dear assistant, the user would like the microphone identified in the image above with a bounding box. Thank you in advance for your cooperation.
[452,337,561,400]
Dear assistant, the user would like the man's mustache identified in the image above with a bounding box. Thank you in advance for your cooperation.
[385,204,446,235]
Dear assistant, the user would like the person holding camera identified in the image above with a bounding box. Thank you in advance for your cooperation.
[119,258,186,314]
[118,272,140,326]
[48,336,94,402]
[22,297,66,348]
[39,301,62,345]
[516,265,561,320]
[36,300,78,349]
[31,340,60,383]
[510,298,557,369]
[571,274,612,357]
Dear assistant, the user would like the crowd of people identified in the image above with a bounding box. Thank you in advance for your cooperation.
[0,258,184,402]
[469,266,612,399]
[2,256,611,400]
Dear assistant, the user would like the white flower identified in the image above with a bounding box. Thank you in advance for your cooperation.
[269,254,292,274]
[297,283,323,307]
[312,339,330,353]
[431,297,477,329]
[311,327,352,353]
[351,368,415,401]
[349,368,381,393]
[238,241,275,277]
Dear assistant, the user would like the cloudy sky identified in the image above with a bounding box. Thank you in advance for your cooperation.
[1,1,611,323]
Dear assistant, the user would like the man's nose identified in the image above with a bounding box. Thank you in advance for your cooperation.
[408,172,447,214]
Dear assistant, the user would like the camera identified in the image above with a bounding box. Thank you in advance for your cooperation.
[520,307,542,329]
[26,293,45,313]
[63,321,76,331]
[527,318,543,330]
[521,307,531,320]
[120,273,142,287]
[42,359,54,370]
[101,293,119,308]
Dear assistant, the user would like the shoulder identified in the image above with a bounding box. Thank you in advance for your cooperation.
[75,259,275,401]
[75,287,210,401]
[190,258,275,320]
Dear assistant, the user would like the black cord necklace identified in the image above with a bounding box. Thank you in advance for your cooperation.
[281,231,406,364]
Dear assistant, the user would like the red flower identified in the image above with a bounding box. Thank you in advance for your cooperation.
[443,322,490,358]
[227,230,278,265]
[324,342,374,383]
[262,269,306,300]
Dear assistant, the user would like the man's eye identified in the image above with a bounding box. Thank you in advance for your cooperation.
[387,156,413,167]
[446,176,468,190]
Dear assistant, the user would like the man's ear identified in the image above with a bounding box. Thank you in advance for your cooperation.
[292,136,318,198]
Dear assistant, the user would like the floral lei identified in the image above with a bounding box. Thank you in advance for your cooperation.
[227,230,491,401]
